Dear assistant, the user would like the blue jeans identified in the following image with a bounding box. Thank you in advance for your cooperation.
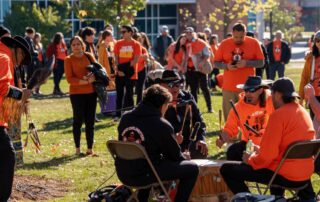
[269,62,285,80]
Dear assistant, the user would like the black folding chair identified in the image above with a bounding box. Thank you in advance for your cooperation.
[255,139,320,199]
[107,140,171,202]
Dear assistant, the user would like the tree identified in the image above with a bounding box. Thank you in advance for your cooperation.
[264,0,304,43]
[4,2,70,47]
[74,0,146,26]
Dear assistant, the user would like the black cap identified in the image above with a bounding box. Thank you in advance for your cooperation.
[271,77,300,98]
[237,76,272,90]
[160,70,184,85]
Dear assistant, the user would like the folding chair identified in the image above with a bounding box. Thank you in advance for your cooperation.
[107,140,171,202]
[255,139,320,199]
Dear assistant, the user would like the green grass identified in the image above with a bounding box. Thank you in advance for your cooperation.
[15,64,319,201]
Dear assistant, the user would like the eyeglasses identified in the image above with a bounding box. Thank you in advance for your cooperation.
[168,83,181,88]
[244,87,261,93]
[315,39,320,43]
[121,30,127,34]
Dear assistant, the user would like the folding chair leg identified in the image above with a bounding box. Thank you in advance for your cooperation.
[127,189,139,202]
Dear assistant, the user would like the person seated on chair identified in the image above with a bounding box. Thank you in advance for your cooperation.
[216,76,274,161]
[220,77,316,201]
[159,70,209,159]
[117,84,199,202]
[304,84,320,175]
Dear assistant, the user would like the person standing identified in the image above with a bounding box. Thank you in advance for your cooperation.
[267,30,291,80]
[0,35,32,201]
[153,25,174,65]
[299,30,320,119]
[220,77,316,201]
[114,25,141,119]
[117,84,199,202]
[81,27,97,59]
[24,27,39,83]
[64,36,97,156]
[185,27,213,113]
[214,22,265,121]
[47,32,68,95]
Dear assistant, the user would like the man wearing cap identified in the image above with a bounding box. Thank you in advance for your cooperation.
[153,25,174,65]
[0,36,32,201]
[216,76,274,161]
[214,22,265,121]
[117,84,199,202]
[185,26,213,113]
[220,77,316,201]
[160,70,208,159]
[267,30,291,80]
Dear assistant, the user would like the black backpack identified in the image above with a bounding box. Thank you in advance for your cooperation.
[88,184,131,202]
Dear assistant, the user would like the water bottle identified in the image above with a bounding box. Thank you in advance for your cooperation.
[246,139,253,154]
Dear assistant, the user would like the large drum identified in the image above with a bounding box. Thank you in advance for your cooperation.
[189,159,239,202]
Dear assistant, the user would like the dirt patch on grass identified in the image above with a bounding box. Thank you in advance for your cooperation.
[10,175,70,201]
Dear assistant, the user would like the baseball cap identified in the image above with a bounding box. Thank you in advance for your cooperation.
[271,77,300,98]
[184,27,194,33]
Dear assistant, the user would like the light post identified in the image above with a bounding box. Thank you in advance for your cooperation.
[269,11,273,40]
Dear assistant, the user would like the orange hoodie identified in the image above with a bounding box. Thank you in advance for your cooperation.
[248,102,315,181]
[223,90,274,145]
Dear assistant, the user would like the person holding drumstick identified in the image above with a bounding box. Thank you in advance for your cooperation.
[216,76,274,161]
[159,70,209,159]
[220,77,316,201]
[117,84,199,202]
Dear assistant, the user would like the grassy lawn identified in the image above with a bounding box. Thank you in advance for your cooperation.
[15,64,319,201]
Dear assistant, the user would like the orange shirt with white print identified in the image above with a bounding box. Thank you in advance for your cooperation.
[137,46,148,72]
[223,90,274,145]
[56,43,68,60]
[114,39,141,80]
[273,40,282,62]
[214,37,264,92]
[248,102,315,181]
[64,53,95,95]
[186,39,207,68]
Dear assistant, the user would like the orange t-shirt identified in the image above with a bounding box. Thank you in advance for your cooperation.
[64,53,96,95]
[273,40,281,62]
[137,46,148,72]
[56,43,68,60]
[223,90,274,145]
[114,39,141,80]
[248,102,315,181]
[214,37,264,92]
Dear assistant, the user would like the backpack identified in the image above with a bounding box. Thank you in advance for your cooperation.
[88,184,131,202]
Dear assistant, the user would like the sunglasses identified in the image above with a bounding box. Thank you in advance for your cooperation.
[244,87,261,93]
[121,30,127,34]
[315,39,320,43]
[168,82,181,88]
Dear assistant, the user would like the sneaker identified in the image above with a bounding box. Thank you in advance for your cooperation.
[208,109,213,113]
[113,116,120,122]
[95,116,101,122]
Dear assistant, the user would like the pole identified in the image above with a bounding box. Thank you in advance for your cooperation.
[269,11,273,40]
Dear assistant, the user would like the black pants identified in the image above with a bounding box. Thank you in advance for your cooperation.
[0,127,15,202]
[70,93,97,149]
[209,68,220,88]
[120,160,198,202]
[220,163,315,200]
[186,70,212,111]
[226,140,247,161]
[136,69,146,105]
[53,59,65,91]
[115,76,135,117]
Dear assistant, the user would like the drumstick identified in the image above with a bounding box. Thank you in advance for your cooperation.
[229,100,259,137]
[181,104,191,132]
[219,109,222,132]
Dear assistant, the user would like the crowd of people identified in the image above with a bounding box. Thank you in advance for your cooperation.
[0,21,320,202]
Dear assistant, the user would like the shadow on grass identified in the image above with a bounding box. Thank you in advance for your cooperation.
[32,93,69,100]
[21,155,81,170]
[41,118,73,132]
[61,120,117,134]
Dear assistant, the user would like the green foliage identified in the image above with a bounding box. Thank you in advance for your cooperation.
[4,2,70,47]
[75,0,146,26]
